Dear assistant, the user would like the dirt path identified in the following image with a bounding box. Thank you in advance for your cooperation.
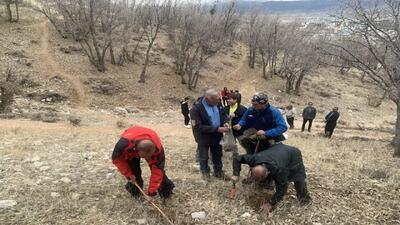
[36,21,87,108]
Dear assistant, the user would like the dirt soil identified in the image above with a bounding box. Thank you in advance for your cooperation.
[0,6,399,225]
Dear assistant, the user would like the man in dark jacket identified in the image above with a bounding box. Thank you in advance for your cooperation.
[223,92,247,156]
[301,102,317,132]
[180,96,191,128]
[190,88,230,180]
[233,92,288,154]
[231,142,311,216]
[112,126,175,202]
[324,107,340,138]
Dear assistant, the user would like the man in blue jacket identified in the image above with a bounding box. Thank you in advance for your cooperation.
[190,88,230,181]
[233,92,288,154]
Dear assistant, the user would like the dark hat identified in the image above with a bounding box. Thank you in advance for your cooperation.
[251,93,268,104]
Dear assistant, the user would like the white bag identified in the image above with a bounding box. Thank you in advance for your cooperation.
[220,129,236,151]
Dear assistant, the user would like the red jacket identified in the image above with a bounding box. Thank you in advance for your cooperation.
[112,126,165,195]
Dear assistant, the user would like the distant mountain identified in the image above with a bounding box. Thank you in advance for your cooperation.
[237,0,340,13]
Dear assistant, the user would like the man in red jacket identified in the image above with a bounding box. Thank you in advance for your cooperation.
[112,126,174,201]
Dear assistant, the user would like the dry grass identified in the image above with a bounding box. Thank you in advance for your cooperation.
[0,6,399,225]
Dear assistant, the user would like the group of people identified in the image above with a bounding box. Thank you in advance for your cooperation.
[111,88,317,217]
[276,102,340,138]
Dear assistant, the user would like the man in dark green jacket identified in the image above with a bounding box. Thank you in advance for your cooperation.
[232,142,311,215]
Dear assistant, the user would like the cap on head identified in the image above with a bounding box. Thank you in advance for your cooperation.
[252,92,268,104]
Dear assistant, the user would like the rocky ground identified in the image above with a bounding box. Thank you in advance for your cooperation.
[0,5,399,225]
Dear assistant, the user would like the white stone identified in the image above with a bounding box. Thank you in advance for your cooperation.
[241,212,251,218]
[136,218,147,225]
[33,161,43,167]
[71,193,81,200]
[60,177,71,183]
[39,166,50,171]
[31,156,41,162]
[51,192,60,197]
[106,173,113,179]
[191,211,206,219]
[0,200,17,209]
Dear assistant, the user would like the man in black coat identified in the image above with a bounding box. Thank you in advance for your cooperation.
[190,88,230,181]
[223,92,247,156]
[324,107,340,138]
[301,102,317,132]
[231,141,311,216]
[181,96,191,128]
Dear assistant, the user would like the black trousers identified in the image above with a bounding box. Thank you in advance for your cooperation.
[301,119,313,131]
[324,122,337,138]
[125,158,174,198]
[182,113,190,125]
[286,117,294,129]
[198,144,223,175]
[294,181,311,203]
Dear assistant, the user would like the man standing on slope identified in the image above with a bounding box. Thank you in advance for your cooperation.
[190,88,230,181]
[112,126,174,202]
[301,102,317,132]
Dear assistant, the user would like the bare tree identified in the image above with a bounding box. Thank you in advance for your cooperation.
[325,0,400,157]
[167,1,240,89]
[137,0,172,83]
[258,15,280,79]
[278,24,321,94]
[242,10,263,69]
[38,0,124,72]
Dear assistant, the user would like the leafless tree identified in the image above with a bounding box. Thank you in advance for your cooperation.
[277,24,321,95]
[242,10,263,69]
[258,15,280,79]
[3,0,19,22]
[137,0,172,83]
[325,0,400,157]
[167,1,240,89]
[38,0,124,72]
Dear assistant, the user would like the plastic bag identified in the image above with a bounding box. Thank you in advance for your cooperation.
[220,129,236,151]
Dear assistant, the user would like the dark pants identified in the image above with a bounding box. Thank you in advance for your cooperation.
[182,113,190,126]
[286,117,294,129]
[294,181,311,203]
[324,122,337,138]
[125,158,174,198]
[301,119,313,132]
[198,144,223,175]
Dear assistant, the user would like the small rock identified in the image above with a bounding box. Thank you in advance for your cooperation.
[136,218,147,225]
[71,193,81,200]
[0,200,17,209]
[51,192,60,198]
[125,106,140,113]
[191,211,206,220]
[106,173,113,179]
[241,212,251,218]
[60,177,71,183]
[113,107,128,115]
[39,166,50,171]
[31,156,41,162]
[33,161,43,167]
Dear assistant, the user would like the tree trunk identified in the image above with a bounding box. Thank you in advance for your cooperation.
[250,47,256,69]
[109,42,116,65]
[138,39,154,83]
[393,101,400,157]
[5,1,12,22]
[15,0,19,22]
[294,72,306,95]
